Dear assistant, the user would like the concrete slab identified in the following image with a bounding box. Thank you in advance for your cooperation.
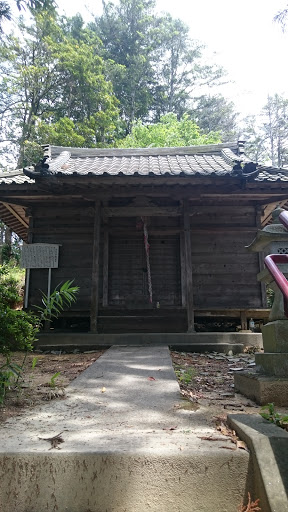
[36,331,264,352]
[228,414,288,512]
[0,345,250,512]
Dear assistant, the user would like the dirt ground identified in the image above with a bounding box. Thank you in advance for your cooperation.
[0,347,268,426]
[171,350,263,419]
[0,350,105,424]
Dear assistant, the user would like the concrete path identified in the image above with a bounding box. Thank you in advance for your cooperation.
[0,345,250,512]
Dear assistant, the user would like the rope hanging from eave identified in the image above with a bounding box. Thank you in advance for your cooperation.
[141,216,153,304]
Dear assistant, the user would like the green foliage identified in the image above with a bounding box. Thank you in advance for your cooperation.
[266,287,274,308]
[175,366,197,385]
[49,371,61,388]
[35,280,79,322]
[0,267,79,404]
[260,403,288,431]
[117,113,221,148]
[0,263,38,396]
[190,95,238,142]
[152,14,226,121]
[92,0,157,130]
[0,307,39,356]
[0,264,24,308]
[0,11,120,165]
[92,0,226,131]
[0,358,23,403]
[243,94,288,167]
[1,243,12,264]
[0,0,57,34]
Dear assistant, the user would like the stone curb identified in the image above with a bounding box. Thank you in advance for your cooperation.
[228,414,288,512]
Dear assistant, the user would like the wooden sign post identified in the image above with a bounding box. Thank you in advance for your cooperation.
[20,244,60,308]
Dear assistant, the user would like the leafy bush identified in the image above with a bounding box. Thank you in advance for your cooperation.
[0,264,24,308]
[0,265,36,356]
[0,307,39,356]
[260,402,288,431]
[35,280,79,322]
[0,264,38,402]
[0,264,79,403]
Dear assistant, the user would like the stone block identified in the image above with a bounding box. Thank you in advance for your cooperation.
[261,321,288,352]
[234,371,288,406]
[255,352,288,377]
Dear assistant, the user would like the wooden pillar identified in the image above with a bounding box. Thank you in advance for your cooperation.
[24,214,33,310]
[183,200,195,332]
[240,311,248,331]
[102,222,109,307]
[90,201,101,333]
[180,232,186,306]
[256,205,268,307]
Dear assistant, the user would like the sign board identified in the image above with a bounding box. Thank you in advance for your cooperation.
[21,244,60,269]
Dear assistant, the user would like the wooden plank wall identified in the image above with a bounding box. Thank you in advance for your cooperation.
[190,205,262,308]
[27,202,263,316]
[108,216,181,307]
[28,205,98,311]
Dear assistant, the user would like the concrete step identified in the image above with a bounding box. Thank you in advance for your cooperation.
[0,346,250,512]
[36,331,263,353]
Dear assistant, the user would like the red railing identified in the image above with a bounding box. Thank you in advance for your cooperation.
[264,210,288,317]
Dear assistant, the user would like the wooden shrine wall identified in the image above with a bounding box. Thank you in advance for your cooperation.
[108,216,181,307]
[190,205,262,308]
[28,205,98,311]
[27,201,263,313]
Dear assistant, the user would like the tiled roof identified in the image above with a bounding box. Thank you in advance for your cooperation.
[42,144,288,182]
[256,167,288,182]
[0,170,35,185]
[1,143,288,184]
[43,143,239,177]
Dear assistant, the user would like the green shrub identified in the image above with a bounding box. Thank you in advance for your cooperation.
[260,403,288,431]
[0,264,79,403]
[0,265,36,356]
[0,306,39,356]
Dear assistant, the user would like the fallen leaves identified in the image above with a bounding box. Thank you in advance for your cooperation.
[171,350,260,419]
[148,376,156,381]
[39,431,64,450]
[215,419,248,451]
[238,492,261,511]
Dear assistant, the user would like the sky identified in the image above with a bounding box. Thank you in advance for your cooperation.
[55,0,288,119]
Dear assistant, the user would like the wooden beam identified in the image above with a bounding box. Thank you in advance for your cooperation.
[183,200,194,332]
[108,227,181,235]
[201,193,288,199]
[90,201,101,333]
[102,206,181,217]
[1,202,29,228]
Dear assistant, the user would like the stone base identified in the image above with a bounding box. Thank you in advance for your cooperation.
[255,352,288,377]
[234,371,288,406]
[261,320,288,352]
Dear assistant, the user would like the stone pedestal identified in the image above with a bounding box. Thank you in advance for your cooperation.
[261,320,288,352]
[254,320,288,377]
[235,320,288,405]
[234,372,288,406]
[235,319,288,404]
[235,215,288,405]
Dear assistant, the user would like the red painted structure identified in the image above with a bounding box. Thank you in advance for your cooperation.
[264,211,288,317]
